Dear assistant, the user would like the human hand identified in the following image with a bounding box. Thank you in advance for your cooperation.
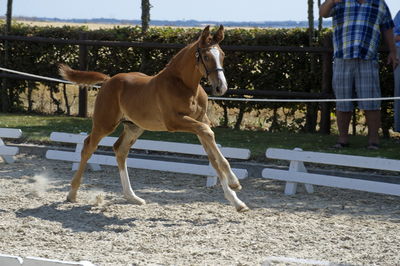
[387,51,399,70]
[320,0,342,17]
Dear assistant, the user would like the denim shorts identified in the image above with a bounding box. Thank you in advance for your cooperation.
[332,58,381,112]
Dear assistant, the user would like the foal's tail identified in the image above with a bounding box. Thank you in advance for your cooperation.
[58,64,110,85]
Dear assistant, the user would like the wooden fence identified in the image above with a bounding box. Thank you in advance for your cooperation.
[0,34,334,133]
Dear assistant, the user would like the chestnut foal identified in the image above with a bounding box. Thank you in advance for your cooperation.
[59,26,249,212]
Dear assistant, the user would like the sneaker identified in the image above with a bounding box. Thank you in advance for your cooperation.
[332,142,350,149]
[367,143,379,150]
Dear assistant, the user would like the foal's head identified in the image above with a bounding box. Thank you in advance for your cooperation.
[196,25,228,96]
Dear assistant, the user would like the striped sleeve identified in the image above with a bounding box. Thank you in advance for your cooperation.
[380,2,394,30]
[328,3,338,18]
[395,11,400,35]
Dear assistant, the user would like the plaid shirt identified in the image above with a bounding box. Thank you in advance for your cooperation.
[329,0,394,60]
[395,11,400,47]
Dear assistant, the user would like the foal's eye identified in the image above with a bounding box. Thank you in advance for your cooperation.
[203,55,209,61]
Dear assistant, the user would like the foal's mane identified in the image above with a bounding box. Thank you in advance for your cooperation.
[161,41,198,72]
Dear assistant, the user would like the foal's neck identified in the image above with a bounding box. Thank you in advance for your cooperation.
[163,42,203,91]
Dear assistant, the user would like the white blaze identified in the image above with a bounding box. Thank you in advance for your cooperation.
[210,47,227,91]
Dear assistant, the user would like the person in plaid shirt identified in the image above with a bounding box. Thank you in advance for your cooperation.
[394,10,400,132]
[320,0,398,149]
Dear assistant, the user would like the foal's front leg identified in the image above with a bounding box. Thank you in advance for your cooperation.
[197,126,249,212]
[172,116,249,212]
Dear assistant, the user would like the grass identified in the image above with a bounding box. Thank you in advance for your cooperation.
[1,113,399,161]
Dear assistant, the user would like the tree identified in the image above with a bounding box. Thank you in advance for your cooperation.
[141,0,151,34]
[1,0,13,112]
[305,0,318,133]
[307,0,314,46]
[5,0,13,32]
[307,0,324,42]
[317,0,323,32]
[140,0,152,73]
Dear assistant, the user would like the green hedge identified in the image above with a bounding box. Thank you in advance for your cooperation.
[0,22,395,134]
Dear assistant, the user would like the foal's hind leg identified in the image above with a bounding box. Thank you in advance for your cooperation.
[67,130,108,202]
[113,122,145,205]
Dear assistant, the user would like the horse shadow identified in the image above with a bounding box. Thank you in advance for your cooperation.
[16,201,137,233]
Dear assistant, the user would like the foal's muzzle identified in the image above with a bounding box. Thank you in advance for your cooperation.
[210,70,228,96]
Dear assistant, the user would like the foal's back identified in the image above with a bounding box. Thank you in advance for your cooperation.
[92,71,170,132]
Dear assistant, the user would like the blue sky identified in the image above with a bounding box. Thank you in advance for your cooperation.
[2,0,400,22]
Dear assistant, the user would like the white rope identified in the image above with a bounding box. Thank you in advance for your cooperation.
[0,67,101,89]
[1,66,399,103]
[208,96,400,102]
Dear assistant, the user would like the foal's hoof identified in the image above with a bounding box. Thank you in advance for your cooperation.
[229,183,242,191]
[66,192,77,203]
[236,204,250,213]
[126,196,146,205]
[66,195,77,203]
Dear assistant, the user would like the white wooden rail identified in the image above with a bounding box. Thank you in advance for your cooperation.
[45,132,250,187]
[0,128,22,164]
[0,253,94,266]
[262,148,400,196]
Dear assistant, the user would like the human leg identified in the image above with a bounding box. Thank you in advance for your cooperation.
[336,111,353,145]
[356,59,381,146]
[394,47,400,132]
[332,59,355,146]
[365,110,381,146]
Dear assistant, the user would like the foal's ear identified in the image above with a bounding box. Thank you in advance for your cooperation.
[199,25,212,48]
[201,25,210,36]
[213,25,224,44]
